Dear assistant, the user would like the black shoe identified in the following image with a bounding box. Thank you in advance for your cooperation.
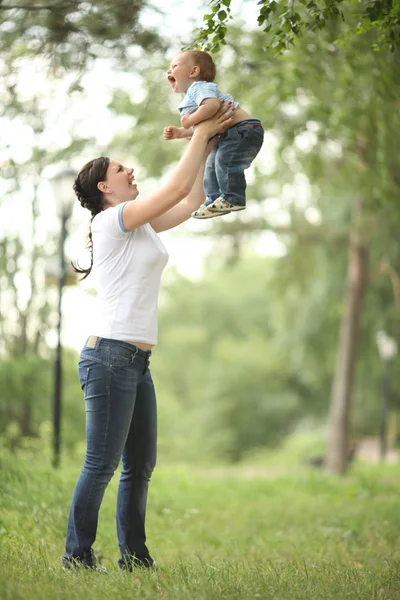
[118,554,156,571]
[62,550,107,573]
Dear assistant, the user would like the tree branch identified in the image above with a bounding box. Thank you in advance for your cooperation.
[0,4,56,9]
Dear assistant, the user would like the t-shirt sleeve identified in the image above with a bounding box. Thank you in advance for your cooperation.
[92,202,130,240]
[190,82,219,106]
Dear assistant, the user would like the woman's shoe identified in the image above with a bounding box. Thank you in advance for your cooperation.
[62,550,107,573]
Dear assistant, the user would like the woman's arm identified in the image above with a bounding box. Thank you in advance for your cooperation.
[151,159,207,233]
[121,106,233,231]
[151,135,221,233]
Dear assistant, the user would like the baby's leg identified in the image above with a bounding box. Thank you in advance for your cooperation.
[203,144,220,205]
[215,123,264,208]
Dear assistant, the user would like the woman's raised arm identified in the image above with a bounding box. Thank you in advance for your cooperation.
[120,105,234,231]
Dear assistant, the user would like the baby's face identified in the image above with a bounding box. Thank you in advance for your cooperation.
[166,53,196,93]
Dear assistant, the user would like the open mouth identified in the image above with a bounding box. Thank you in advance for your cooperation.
[167,76,176,86]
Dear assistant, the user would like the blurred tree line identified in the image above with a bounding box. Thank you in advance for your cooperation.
[1,0,400,469]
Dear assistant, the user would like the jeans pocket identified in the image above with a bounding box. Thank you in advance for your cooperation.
[84,363,109,401]
[110,353,133,368]
[78,365,90,391]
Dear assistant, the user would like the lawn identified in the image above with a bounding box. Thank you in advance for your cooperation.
[1,448,400,599]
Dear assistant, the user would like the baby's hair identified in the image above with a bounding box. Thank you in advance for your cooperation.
[181,50,216,82]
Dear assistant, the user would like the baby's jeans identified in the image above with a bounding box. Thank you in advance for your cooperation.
[204,119,264,207]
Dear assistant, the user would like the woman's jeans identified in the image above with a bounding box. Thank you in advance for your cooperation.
[204,119,264,207]
[64,336,157,568]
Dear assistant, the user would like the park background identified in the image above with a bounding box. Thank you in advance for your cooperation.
[1,0,400,598]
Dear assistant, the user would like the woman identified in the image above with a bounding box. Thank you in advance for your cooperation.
[62,104,234,572]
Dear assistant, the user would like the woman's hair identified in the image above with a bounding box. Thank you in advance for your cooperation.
[182,50,216,82]
[72,156,110,280]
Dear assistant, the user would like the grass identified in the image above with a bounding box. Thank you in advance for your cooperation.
[1,447,400,599]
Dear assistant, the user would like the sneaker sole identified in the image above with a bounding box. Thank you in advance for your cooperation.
[208,205,246,213]
[191,210,231,219]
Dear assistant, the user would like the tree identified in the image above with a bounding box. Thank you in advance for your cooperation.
[185,23,400,470]
[196,0,400,54]
[0,76,94,438]
[105,25,400,469]
[0,0,165,70]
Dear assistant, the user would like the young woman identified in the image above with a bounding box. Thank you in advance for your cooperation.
[62,104,234,572]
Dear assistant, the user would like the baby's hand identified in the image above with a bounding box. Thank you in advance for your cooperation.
[164,126,180,140]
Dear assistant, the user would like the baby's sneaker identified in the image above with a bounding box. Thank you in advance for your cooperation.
[207,198,246,213]
[191,203,231,219]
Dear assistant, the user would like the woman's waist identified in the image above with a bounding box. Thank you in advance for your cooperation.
[126,340,153,351]
[84,335,154,355]
[90,316,158,349]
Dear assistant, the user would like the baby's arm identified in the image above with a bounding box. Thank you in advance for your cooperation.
[181,98,220,129]
[164,126,193,140]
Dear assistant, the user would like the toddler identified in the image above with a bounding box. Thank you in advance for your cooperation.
[164,50,264,219]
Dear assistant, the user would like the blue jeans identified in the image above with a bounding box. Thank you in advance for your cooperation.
[204,120,264,207]
[64,336,157,568]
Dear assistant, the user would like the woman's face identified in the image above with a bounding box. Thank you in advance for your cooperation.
[98,159,138,204]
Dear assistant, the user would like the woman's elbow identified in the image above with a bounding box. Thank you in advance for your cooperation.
[176,184,191,198]
[164,181,191,203]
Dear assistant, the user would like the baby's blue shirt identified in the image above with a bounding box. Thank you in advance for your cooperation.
[178,81,239,115]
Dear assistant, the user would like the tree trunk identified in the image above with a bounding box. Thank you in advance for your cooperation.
[20,402,32,437]
[325,198,369,474]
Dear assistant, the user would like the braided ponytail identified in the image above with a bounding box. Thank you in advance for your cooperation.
[72,157,110,280]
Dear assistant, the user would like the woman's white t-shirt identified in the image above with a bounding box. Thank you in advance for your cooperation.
[90,202,169,345]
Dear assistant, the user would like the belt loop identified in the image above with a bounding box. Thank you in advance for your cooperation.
[95,336,101,350]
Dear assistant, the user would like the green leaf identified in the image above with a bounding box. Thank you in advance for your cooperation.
[218,10,228,20]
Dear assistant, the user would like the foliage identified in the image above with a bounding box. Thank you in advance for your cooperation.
[0,349,85,448]
[0,96,87,357]
[0,356,51,438]
[2,2,400,465]
[0,251,394,462]
[203,26,400,461]
[0,0,165,71]
[153,255,383,462]
[196,0,400,54]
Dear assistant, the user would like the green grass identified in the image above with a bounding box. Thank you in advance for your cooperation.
[1,448,400,599]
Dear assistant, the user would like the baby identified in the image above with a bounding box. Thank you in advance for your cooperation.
[164,50,264,219]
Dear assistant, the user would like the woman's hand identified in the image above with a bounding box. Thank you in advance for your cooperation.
[195,102,235,139]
